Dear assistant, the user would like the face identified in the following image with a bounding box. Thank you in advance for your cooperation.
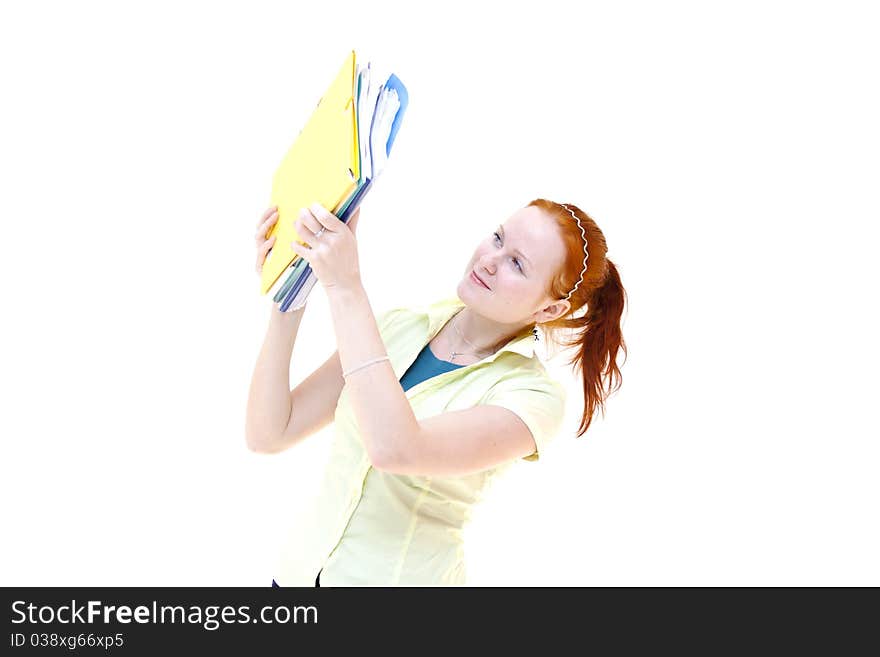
[457,206,571,325]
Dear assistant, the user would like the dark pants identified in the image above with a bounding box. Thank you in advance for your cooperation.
[272,570,321,587]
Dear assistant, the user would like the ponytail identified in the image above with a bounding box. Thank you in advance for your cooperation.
[564,259,627,437]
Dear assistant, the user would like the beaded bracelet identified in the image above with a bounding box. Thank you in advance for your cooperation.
[342,356,391,379]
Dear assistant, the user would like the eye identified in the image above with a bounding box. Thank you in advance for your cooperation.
[492,231,525,274]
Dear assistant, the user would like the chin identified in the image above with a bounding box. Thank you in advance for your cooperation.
[456,285,508,325]
[456,277,481,302]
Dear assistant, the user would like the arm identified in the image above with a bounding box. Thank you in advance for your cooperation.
[290,204,410,466]
[324,283,418,468]
[380,405,539,477]
[380,374,567,476]
[246,301,349,453]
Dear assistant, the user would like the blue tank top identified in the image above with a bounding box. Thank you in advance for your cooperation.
[399,343,464,391]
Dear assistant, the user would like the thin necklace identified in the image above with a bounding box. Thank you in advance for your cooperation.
[448,310,498,362]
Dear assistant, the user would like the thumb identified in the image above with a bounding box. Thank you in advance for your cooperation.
[347,207,361,236]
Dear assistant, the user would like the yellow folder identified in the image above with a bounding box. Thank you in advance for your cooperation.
[260,50,361,295]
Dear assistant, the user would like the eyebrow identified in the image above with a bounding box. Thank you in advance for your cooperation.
[497,225,533,270]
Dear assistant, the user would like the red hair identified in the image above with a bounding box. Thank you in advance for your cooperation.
[527,199,628,437]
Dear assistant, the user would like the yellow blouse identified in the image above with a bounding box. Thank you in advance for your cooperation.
[274,295,567,586]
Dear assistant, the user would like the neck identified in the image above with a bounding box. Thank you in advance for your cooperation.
[448,308,530,356]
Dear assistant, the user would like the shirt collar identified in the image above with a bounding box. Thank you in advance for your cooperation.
[420,295,537,361]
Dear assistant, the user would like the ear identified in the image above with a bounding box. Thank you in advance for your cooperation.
[537,299,571,323]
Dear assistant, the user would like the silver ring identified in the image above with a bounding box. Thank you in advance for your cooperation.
[315,227,326,238]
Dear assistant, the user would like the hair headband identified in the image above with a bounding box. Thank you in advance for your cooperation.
[560,203,589,301]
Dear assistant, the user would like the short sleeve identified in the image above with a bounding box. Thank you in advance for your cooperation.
[482,370,567,462]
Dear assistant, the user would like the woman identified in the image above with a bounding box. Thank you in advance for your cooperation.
[247,199,627,586]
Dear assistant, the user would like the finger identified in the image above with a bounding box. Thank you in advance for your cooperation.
[308,202,345,233]
[256,235,276,272]
[256,205,279,229]
[255,209,279,242]
[296,207,324,238]
[293,217,318,249]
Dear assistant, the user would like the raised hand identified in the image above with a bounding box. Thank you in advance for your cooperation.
[289,203,363,292]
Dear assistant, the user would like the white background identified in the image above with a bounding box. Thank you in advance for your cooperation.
[1,0,877,586]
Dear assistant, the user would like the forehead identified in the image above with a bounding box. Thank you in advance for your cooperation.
[500,206,565,269]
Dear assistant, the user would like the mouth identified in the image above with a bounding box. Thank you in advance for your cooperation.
[470,270,490,290]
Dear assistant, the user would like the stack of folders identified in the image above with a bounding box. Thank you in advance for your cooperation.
[259,50,409,312]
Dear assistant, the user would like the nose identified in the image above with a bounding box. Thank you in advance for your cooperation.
[477,254,497,276]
